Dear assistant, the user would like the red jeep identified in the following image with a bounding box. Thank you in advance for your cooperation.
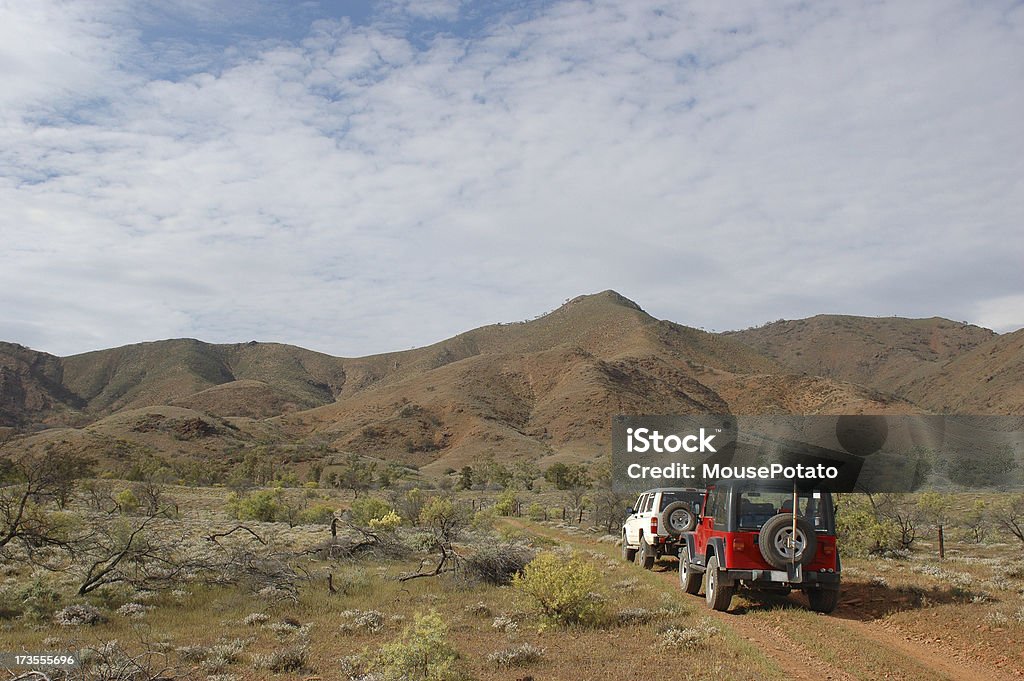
[679,480,841,613]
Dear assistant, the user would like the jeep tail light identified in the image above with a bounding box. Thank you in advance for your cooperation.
[733,538,746,551]
[823,544,834,555]
[651,517,658,535]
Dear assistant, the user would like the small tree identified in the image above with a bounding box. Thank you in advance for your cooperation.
[0,450,93,554]
[74,496,182,596]
[378,463,410,489]
[509,460,540,491]
[588,463,629,533]
[308,460,325,485]
[393,487,426,525]
[457,466,473,491]
[917,491,953,559]
[959,500,989,543]
[835,493,906,556]
[871,493,918,551]
[474,456,511,489]
[115,488,140,514]
[337,452,376,498]
[400,497,471,582]
[544,464,591,522]
[992,493,1024,547]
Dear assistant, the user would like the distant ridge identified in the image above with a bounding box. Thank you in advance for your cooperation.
[2,292,1018,476]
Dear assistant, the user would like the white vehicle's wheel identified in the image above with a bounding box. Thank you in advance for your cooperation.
[636,537,655,570]
[621,533,637,562]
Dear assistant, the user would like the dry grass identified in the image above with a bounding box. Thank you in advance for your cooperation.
[0,487,782,681]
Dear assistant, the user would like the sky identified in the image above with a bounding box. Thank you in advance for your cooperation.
[1,0,1022,358]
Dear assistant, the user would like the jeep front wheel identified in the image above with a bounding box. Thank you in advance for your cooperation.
[704,555,733,611]
[679,547,702,595]
[622,533,637,562]
[807,586,840,613]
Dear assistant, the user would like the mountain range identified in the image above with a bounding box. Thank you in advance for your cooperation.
[2,291,1021,476]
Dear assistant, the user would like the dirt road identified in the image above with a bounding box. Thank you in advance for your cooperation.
[651,557,1019,679]
[507,519,1019,681]
[651,562,1008,681]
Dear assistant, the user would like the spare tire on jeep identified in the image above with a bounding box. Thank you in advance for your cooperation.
[660,501,697,537]
[758,513,817,569]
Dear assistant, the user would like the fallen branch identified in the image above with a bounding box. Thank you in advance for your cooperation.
[207,525,267,545]
[398,543,461,582]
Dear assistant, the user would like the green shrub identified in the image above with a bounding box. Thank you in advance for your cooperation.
[472,507,496,530]
[526,502,547,521]
[836,504,903,556]
[296,503,336,525]
[418,496,471,532]
[228,489,283,522]
[14,579,62,620]
[349,496,394,526]
[494,490,517,516]
[368,510,403,531]
[371,611,466,681]
[512,551,606,627]
[115,489,139,514]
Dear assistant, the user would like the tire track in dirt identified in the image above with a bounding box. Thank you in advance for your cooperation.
[650,567,857,681]
[661,562,1016,681]
[830,616,1017,681]
[507,520,1014,681]
[713,607,858,681]
[504,519,849,681]
[656,564,1019,681]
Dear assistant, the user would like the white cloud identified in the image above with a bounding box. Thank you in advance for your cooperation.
[0,0,1022,356]
[380,0,464,22]
[975,294,1024,334]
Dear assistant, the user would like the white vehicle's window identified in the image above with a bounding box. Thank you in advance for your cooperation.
[643,494,656,513]
[634,494,647,513]
[659,491,701,512]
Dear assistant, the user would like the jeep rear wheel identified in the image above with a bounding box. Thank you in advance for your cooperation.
[758,513,817,570]
[622,533,637,562]
[807,586,840,613]
[636,537,655,570]
[679,547,702,595]
[704,555,733,611]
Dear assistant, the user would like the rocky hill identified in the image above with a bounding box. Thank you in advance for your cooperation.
[3,292,1016,476]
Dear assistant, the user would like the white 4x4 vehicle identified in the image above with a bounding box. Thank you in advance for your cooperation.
[622,488,705,569]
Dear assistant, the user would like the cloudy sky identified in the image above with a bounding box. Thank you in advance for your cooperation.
[2,0,1022,357]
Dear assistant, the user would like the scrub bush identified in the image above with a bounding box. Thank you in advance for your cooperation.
[512,551,605,627]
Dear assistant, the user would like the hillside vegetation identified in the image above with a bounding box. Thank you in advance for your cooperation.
[2,291,1020,476]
